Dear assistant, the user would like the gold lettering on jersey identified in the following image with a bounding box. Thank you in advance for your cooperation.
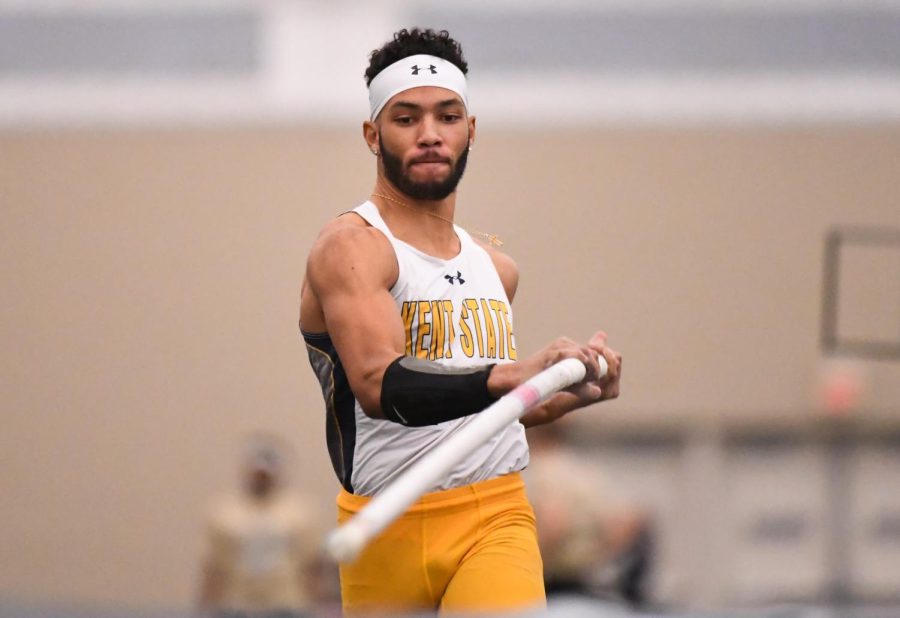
[402,298,515,362]
[442,300,455,359]
[415,301,431,358]
[499,302,517,360]
[458,301,475,358]
[489,299,507,359]
[430,300,444,360]
[464,298,485,358]
[400,301,416,356]
[480,298,497,359]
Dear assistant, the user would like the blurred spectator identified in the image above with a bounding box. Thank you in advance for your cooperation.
[197,436,327,618]
[525,423,654,608]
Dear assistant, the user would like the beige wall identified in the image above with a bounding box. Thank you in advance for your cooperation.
[2,126,899,608]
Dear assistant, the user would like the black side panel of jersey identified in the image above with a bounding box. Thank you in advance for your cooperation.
[302,331,357,493]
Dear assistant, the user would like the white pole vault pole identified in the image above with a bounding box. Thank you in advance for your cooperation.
[325,355,608,563]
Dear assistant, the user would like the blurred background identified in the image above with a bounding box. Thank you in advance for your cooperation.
[2,0,899,616]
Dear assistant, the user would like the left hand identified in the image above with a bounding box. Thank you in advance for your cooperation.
[565,331,621,403]
[521,331,622,427]
[587,330,621,401]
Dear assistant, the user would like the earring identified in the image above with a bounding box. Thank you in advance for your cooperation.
[372,149,379,156]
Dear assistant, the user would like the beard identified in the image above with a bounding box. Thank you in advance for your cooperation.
[379,135,469,201]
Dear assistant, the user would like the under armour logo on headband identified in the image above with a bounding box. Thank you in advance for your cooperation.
[411,64,437,75]
[369,54,468,120]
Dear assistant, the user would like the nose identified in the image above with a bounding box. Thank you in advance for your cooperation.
[416,114,442,148]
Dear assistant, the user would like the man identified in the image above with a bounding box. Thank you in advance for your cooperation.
[198,439,323,618]
[299,28,622,614]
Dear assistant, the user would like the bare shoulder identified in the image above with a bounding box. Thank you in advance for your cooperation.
[307,212,397,291]
[313,211,372,244]
[474,237,520,301]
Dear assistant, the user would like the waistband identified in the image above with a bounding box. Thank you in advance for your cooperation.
[337,472,526,517]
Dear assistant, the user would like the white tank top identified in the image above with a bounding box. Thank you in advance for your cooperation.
[304,201,529,496]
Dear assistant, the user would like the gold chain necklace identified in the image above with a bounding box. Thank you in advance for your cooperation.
[370,193,503,247]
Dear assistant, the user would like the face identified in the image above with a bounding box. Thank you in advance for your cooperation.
[368,86,475,201]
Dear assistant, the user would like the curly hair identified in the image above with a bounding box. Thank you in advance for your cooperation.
[365,28,468,86]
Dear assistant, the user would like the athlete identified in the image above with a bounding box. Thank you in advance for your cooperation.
[299,28,622,614]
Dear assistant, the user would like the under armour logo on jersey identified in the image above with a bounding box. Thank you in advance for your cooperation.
[444,271,465,285]
[411,64,437,75]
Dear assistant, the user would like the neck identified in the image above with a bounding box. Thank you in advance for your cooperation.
[371,177,456,221]
[370,178,460,258]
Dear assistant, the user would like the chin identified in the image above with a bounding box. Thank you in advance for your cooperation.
[414,174,451,186]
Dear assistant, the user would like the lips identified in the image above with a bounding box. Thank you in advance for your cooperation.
[410,151,451,166]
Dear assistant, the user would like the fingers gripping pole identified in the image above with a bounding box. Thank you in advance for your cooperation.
[325,355,608,563]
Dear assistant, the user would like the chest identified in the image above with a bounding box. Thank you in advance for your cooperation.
[391,251,516,364]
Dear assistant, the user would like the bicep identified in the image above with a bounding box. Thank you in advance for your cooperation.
[307,230,404,416]
[319,285,405,415]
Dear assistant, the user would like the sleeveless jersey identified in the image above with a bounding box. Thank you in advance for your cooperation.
[303,201,529,496]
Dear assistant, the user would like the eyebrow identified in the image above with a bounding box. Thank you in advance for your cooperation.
[388,98,464,112]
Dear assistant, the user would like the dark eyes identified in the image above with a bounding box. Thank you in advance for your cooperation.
[392,113,462,125]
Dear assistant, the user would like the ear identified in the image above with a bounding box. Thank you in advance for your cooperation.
[467,115,476,149]
[363,120,379,155]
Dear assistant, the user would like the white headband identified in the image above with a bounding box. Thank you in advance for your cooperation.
[368,54,468,121]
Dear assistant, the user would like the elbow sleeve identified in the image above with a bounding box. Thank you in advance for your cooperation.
[380,356,498,426]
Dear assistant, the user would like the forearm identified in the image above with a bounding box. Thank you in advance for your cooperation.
[520,392,585,428]
[485,361,521,397]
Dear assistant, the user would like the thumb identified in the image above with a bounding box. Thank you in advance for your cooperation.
[587,383,604,400]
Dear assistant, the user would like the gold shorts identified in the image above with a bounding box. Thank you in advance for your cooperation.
[337,472,546,615]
